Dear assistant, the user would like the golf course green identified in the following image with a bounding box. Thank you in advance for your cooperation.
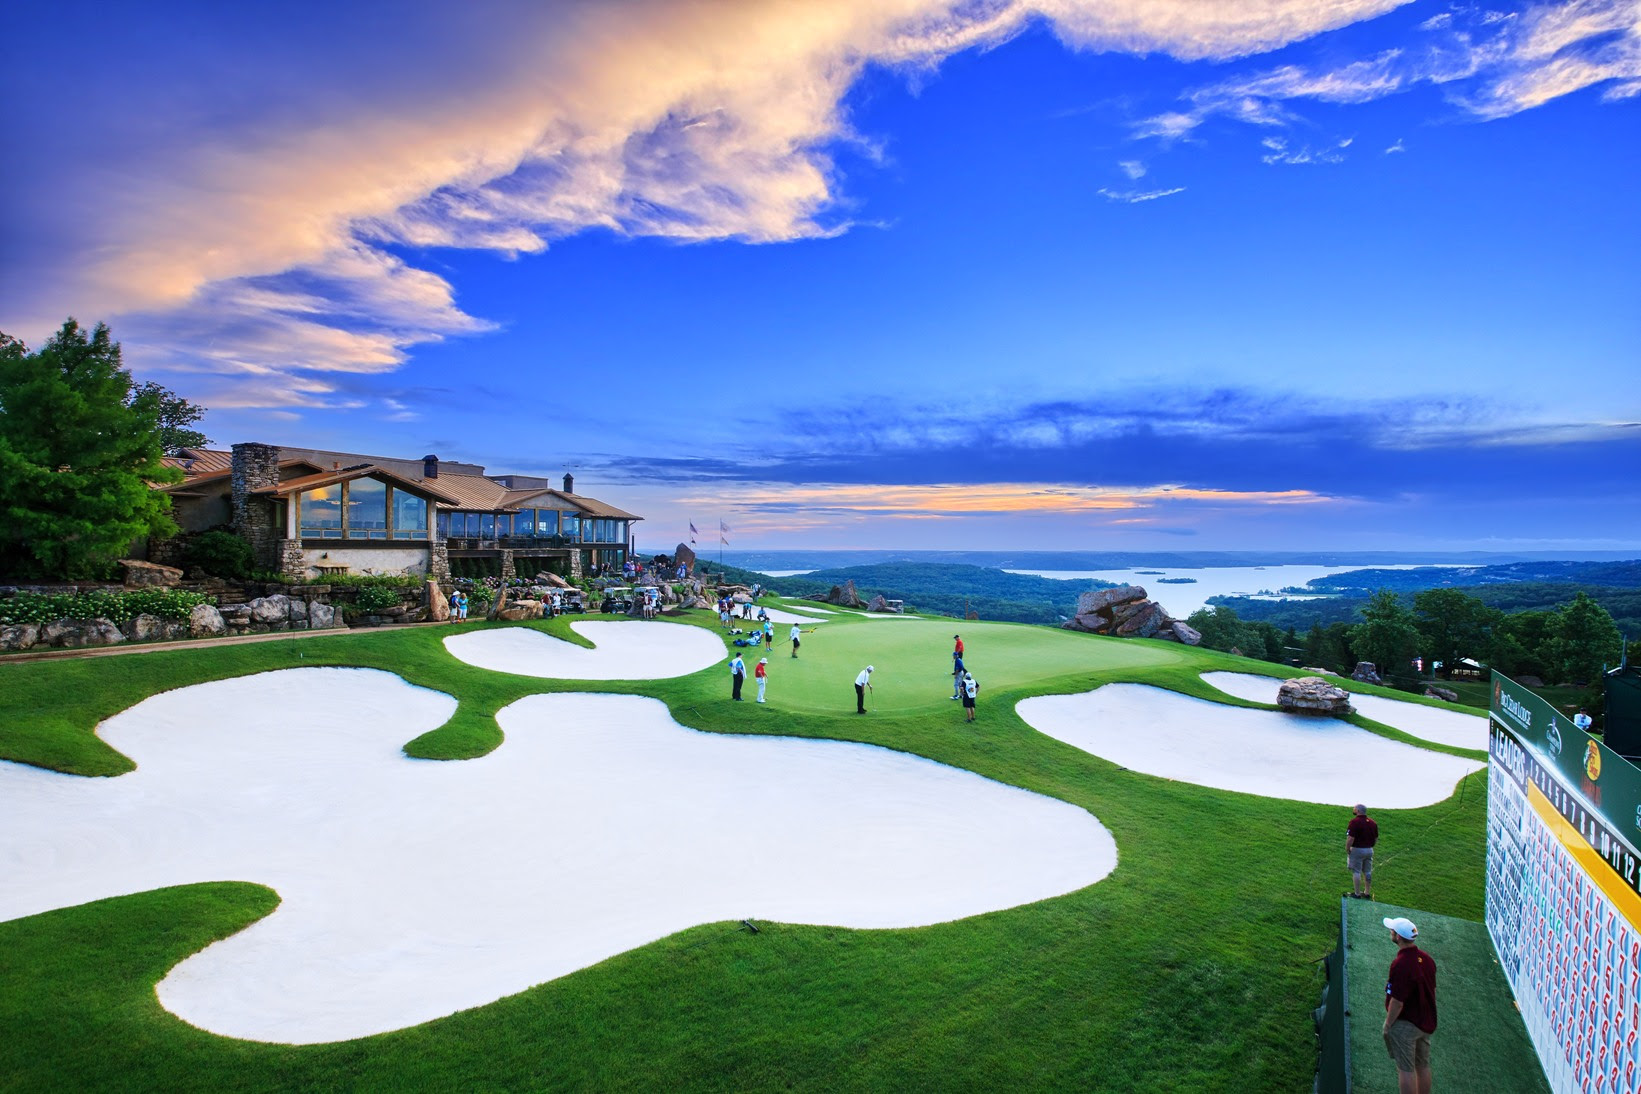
[0,607,1492,1091]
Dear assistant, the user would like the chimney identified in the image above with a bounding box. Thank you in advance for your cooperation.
[423,454,439,479]
[563,472,574,494]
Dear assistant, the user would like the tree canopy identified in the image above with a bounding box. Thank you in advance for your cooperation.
[130,380,210,455]
[0,320,182,579]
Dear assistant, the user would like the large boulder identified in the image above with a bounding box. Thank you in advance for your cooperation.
[43,618,125,648]
[1061,611,1112,634]
[427,580,450,622]
[1423,685,1459,703]
[866,593,890,613]
[288,597,309,623]
[118,559,183,588]
[249,595,291,625]
[1168,620,1202,646]
[189,603,226,637]
[672,542,697,573]
[837,580,865,609]
[309,602,337,629]
[1278,677,1354,716]
[497,599,545,621]
[1114,601,1166,638]
[0,623,40,651]
[1076,586,1148,616]
[535,571,572,589]
[125,613,167,642]
[1351,662,1383,685]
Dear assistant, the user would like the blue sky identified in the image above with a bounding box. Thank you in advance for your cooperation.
[4,0,1637,552]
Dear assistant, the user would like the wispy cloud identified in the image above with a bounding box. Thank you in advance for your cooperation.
[1097,185,1186,202]
[1384,137,1407,152]
[1133,0,1640,145]
[1118,159,1147,179]
[1259,136,1352,165]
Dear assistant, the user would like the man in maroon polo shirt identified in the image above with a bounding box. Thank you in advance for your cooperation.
[1346,803,1378,900]
[1382,916,1437,1094]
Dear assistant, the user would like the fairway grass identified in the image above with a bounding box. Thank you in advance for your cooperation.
[0,610,1494,1091]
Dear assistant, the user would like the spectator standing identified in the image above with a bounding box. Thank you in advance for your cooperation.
[730,653,746,701]
[855,665,874,713]
[1346,804,1379,900]
[1574,707,1593,732]
[763,619,774,650]
[755,658,768,703]
[962,671,978,722]
[1382,917,1437,1094]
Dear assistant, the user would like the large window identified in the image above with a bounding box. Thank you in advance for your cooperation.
[299,478,430,541]
[563,513,580,540]
[347,478,388,540]
[300,486,343,539]
[393,491,428,540]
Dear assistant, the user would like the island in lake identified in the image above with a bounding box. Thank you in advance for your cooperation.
[1156,577,1198,584]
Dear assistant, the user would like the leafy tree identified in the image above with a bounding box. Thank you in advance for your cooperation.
[1488,610,1557,680]
[1187,605,1245,653]
[1303,622,1327,667]
[1412,588,1501,678]
[1551,591,1624,685]
[129,380,210,455]
[0,320,181,579]
[1348,589,1420,680]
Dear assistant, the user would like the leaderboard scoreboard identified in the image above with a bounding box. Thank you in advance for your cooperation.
[1488,672,1641,1094]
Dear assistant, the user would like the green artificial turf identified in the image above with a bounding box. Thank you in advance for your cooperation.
[1344,899,1547,1094]
[0,610,1499,1091]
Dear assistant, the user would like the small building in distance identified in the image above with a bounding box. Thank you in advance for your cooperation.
[156,443,640,582]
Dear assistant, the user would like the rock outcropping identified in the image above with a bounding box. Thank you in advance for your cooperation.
[1277,677,1354,716]
[1352,662,1383,685]
[1061,585,1201,645]
[806,580,866,609]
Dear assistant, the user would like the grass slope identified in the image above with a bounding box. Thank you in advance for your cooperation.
[1,608,1495,1091]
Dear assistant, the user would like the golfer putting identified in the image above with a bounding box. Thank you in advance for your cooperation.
[855,665,874,713]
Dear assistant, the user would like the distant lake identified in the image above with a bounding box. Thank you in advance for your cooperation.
[761,569,814,577]
[1001,564,1466,619]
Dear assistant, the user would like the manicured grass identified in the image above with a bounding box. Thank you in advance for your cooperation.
[0,612,1497,1091]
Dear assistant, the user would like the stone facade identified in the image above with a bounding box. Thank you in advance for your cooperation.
[428,541,450,583]
[231,442,283,571]
[278,539,305,581]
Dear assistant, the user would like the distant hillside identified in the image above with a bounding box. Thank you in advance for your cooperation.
[688,549,1641,572]
[1212,583,1641,637]
[1284,560,1641,595]
[716,562,1118,624]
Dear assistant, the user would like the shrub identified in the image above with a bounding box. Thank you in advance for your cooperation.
[325,573,422,590]
[353,585,402,613]
[179,530,254,579]
[0,589,213,625]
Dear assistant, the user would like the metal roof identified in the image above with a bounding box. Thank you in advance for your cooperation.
[254,464,462,505]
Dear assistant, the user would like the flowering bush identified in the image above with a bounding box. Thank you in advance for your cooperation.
[0,589,214,626]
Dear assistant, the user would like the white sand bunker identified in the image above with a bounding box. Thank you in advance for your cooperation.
[1,673,1115,1045]
[1201,671,1488,751]
[753,607,829,624]
[444,619,725,679]
[1017,684,1482,808]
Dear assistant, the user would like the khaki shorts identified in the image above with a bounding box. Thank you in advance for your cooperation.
[1349,847,1374,880]
[1384,1019,1431,1072]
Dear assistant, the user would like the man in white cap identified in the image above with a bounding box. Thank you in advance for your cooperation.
[1382,916,1437,1094]
[755,657,768,703]
[855,665,874,713]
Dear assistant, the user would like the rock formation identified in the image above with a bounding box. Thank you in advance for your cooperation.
[1351,662,1383,685]
[1061,585,1200,645]
[1277,677,1354,716]
[805,580,866,609]
[427,580,450,623]
[1422,685,1459,703]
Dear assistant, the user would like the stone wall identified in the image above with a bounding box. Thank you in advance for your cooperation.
[0,585,340,652]
[231,442,283,571]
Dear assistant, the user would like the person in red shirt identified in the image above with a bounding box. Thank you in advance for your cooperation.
[754,657,768,704]
[1383,916,1437,1094]
[1346,803,1379,900]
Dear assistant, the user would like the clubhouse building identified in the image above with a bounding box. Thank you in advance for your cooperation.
[157,442,640,582]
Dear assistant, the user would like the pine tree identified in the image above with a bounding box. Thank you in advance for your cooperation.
[0,320,182,578]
